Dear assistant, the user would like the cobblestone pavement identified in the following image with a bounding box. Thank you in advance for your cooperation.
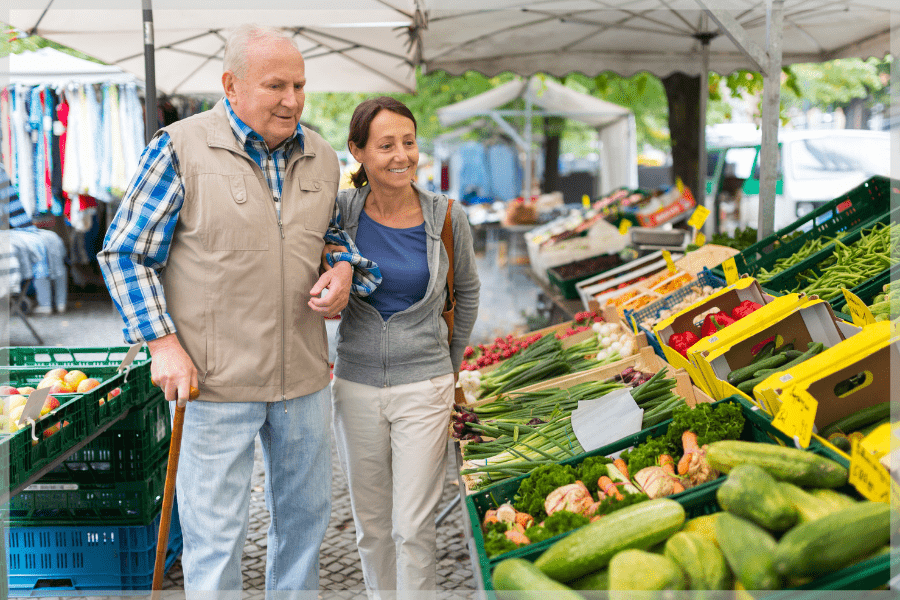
[159,440,477,596]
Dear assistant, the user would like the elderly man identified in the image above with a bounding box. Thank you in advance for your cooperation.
[99,25,379,595]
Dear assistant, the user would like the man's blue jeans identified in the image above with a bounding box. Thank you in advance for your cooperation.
[170,386,332,597]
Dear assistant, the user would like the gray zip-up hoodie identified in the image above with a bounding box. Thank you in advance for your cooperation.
[333,182,480,388]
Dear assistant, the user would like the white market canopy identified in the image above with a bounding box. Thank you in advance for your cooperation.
[418,0,897,238]
[9,1,423,95]
[437,76,638,195]
[419,0,893,79]
[3,47,141,87]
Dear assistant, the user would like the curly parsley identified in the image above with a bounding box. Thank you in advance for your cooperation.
[576,455,613,495]
[513,463,577,519]
[483,522,520,558]
[620,434,677,474]
[525,511,590,543]
[665,402,745,448]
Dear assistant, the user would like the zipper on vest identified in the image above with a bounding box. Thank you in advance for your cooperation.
[278,218,285,239]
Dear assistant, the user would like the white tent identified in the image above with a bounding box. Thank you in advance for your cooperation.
[9,3,422,95]
[437,76,638,197]
[4,47,141,87]
[418,0,897,238]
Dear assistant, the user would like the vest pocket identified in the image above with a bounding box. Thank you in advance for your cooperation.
[296,178,336,234]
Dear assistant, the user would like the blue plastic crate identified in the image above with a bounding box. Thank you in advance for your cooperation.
[6,505,182,596]
[624,268,726,360]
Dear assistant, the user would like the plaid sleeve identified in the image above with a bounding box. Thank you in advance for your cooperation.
[324,201,381,297]
[97,131,184,343]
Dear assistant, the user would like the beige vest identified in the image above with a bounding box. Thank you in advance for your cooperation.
[161,100,339,402]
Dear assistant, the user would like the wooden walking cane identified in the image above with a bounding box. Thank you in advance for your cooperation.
[151,384,199,599]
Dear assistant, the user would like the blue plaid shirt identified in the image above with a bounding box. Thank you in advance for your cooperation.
[99,99,380,344]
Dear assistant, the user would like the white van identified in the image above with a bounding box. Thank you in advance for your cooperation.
[738,129,891,231]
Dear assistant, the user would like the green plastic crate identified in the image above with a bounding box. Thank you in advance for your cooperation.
[4,450,168,526]
[467,396,866,591]
[1,362,153,494]
[760,214,898,300]
[39,391,170,485]
[710,176,896,281]
[1,345,150,369]
[547,254,625,299]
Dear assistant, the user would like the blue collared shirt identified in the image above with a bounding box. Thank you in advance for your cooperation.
[99,99,380,344]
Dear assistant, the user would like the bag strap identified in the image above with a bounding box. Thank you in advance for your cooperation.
[441,198,455,307]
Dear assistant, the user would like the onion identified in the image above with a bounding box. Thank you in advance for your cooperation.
[453,422,467,435]
[460,412,478,424]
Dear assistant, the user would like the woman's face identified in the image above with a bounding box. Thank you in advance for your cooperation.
[351,109,418,192]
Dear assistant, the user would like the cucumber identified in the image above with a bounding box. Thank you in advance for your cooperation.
[727,350,795,385]
[777,482,840,524]
[716,464,797,531]
[827,432,852,452]
[492,558,584,598]
[818,402,892,438]
[809,488,857,511]
[664,531,731,590]
[681,513,723,547]
[608,549,685,592]
[567,568,608,591]
[706,440,848,488]
[773,501,893,578]
[716,513,781,590]
[534,498,685,582]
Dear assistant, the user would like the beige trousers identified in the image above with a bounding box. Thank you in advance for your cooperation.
[332,373,455,600]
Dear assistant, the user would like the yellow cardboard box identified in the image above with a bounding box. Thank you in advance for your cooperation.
[753,320,893,460]
[686,294,810,400]
[652,276,775,389]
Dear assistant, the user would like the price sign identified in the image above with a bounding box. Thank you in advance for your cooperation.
[629,314,640,335]
[722,257,739,285]
[687,205,711,230]
[117,342,145,372]
[18,387,51,426]
[841,289,875,327]
[849,437,889,503]
[582,194,592,209]
[675,177,685,194]
[618,220,632,236]
[771,388,817,448]
[694,232,706,247]
[662,250,677,273]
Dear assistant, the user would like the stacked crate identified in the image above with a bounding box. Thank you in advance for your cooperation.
[2,346,182,595]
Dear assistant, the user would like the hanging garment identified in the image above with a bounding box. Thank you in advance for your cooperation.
[106,84,127,197]
[94,84,112,201]
[119,83,140,183]
[51,88,69,212]
[28,86,48,214]
[1,88,15,184]
[12,86,36,217]
[487,143,523,202]
[81,84,103,199]
[62,84,82,196]
[41,88,63,216]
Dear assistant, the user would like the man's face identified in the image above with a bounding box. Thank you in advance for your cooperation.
[223,38,306,150]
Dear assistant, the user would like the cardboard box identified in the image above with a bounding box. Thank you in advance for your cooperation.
[752,321,893,460]
[686,293,811,399]
[575,251,682,308]
[653,276,777,388]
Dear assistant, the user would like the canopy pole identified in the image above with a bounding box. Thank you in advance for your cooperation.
[523,95,533,199]
[698,26,711,237]
[142,0,158,144]
[758,0,784,239]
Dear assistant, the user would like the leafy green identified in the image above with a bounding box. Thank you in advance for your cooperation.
[576,456,614,495]
[620,434,677,474]
[513,463,577,518]
[483,522,520,558]
[664,402,745,449]
[525,511,590,543]
[591,491,649,517]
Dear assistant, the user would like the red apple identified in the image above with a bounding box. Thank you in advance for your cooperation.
[63,370,88,389]
[0,385,20,395]
[76,378,101,393]
[40,395,60,416]
[48,380,75,394]
[44,368,68,381]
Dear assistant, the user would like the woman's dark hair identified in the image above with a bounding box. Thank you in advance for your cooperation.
[348,97,417,188]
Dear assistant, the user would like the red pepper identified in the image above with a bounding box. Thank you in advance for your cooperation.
[751,335,776,356]
[731,300,763,321]
[700,312,736,338]
[668,331,701,358]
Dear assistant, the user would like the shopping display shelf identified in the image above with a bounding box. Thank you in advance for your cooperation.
[547,253,625,300]
[710,176,895,282]
[2,362,152,496]
[465,395,854,590]
[6,505,182,597]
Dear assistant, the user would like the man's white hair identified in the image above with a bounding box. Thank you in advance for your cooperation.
[223,24,300,78]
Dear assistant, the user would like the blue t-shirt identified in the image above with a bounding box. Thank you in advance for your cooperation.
[354,209,430,321]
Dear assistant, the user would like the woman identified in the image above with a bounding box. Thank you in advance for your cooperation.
[329,97,480,598]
